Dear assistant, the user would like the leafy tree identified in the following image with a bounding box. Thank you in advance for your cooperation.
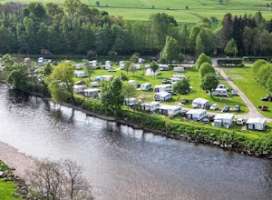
[150,61,159,79]
[7,63,30,91]
[201,73,219,95]
[101,78,124,115]
[199,62,215,77]
[160,36,179,63]
[256,64,272,86]
[195,28,215,55]
[252,59,267,74]
[224,38,238,57]
[266,74,272,95]
[122,82,136,98]
[48,63,74,103]
[150,13,177,48]
[173,79,190,95]
[195,53,212,70]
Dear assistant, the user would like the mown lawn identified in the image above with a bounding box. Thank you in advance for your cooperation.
[224,66,272,118]
[76,64,247,113]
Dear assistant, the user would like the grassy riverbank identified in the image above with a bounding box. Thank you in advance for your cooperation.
[72,95,272,158]
[0,161,23,200]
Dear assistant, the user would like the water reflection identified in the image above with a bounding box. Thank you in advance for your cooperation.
[0,84,272,200]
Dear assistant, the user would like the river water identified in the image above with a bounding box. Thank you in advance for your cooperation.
[0,84,271,200]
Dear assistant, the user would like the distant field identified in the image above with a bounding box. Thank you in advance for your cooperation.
[2,0,272,22]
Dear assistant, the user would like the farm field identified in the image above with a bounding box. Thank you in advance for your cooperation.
[2,0,272,23]
[75,63,248,113]
[224,66,272,118]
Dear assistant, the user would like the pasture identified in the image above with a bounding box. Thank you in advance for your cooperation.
[2,0,272,23]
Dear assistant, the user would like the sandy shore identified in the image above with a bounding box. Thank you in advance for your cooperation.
[0,141,35,179]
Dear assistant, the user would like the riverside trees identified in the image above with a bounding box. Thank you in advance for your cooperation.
[0,1,271,58]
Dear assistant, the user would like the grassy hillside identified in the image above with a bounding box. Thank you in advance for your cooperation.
[2,0,272,23]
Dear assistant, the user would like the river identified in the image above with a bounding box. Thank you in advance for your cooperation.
[0,84,271,200]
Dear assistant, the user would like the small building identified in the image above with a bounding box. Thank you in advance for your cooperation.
[84,88,100,98]
[75,63,84,69]
[119,61,126,69]
[132,64,141,70]
[246,118,267,131]
[212,88,228,97]
[95,75,113,82]
[192,98,209,109]
[159,104,181,117]
[159,64,169,71]
[139,83,152,91]
[186,109,207,121]
[141,101,160,112]
[37,57,44,65]
[88,60,97,69]
[213,113,234,128]
[73,85,87,93]
[74,70,88,78]
[125,97,137,107]
[171,74,186,84]
[154,84,172,93]
[138,58,145,64]
[128,80,139,88]
[173,66,184,73]
[90,81,99,87]
[154,91,172,101]
[145,68,159,76]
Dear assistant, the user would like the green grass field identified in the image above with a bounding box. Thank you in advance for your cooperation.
[75,64,247,113]
[2,0,272,23]
[224,66,272,118]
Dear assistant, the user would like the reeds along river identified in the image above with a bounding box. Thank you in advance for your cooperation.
[0,84,272,200]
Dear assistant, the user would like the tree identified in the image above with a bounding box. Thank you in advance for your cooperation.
[266,74,272,95]
[195,53,212,70]
[173,79,190,95]
[123,61,131,75]
[150,61,159,79]
[160,36,179,63]
[224,38,238,57]
[28,159,93,200]
[201,73,219,95]
[101,78,124,115]
[122,82,136,98]
[199,62,215,77]
[252,59,267,74]
[48,63,74,103]
[150,13,177,48]
[256,64,272,86]
[7,63,30,91]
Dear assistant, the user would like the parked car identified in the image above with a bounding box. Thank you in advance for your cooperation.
[222,105,230,112]
[258,105,269,111]
[230,105,240,112]
[261,96,272,102]
[210,103,218,111]
[201,117,210,124]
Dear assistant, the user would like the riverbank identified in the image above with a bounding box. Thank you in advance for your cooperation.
[58,95,272,159]
[4,84,272,159]
[0,143,34,200]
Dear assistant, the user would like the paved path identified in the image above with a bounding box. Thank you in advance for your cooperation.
[212,59,271,121]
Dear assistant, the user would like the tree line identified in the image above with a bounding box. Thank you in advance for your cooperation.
[0,0,272,60]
